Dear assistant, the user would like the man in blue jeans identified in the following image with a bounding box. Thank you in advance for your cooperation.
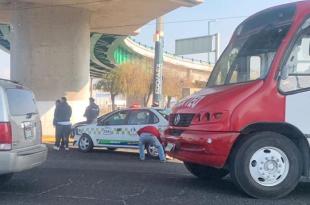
[137,126,166,162]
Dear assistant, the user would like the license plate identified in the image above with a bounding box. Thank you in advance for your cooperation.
[24,127,33,140]
[22,121,34,140]
[165,143,175,152]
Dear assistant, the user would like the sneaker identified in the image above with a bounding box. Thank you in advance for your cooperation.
[53,146,60,151]
[65,147,69,151]
[160,160,167,163]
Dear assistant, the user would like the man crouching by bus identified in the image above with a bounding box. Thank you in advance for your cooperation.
[137,126,166,162]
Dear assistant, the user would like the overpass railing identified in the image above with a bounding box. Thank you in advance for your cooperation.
[128,36,210,66]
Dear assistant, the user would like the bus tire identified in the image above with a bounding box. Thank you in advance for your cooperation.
[230,131,302,199]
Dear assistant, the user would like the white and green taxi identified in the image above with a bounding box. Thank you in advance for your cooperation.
[72,108,169,158]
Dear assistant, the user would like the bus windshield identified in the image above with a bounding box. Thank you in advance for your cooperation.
[207,4,296,87]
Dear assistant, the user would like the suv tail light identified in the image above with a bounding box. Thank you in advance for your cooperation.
[0,122,12,150]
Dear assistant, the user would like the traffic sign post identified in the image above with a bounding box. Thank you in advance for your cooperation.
[175,33,220,64]
[152,16,164,107]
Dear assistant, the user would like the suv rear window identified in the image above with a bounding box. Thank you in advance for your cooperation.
[6,89,38,116]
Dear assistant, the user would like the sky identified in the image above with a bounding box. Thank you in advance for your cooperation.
[0,0,300,79]
[133,0,299,61]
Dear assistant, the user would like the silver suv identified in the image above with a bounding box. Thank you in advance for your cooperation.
[0,79,47,185]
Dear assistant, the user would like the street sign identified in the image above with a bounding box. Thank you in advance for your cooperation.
[152,17,164,107]
[175,35,214,56]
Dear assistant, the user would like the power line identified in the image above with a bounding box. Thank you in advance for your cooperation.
[164,16,248,24]
[92,16,248,30]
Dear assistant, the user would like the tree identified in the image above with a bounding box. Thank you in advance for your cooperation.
[117,62,153,106]
[96,60,196,109]
[193,80,207,89]
[163,69,192,108]
[96,69,122,110]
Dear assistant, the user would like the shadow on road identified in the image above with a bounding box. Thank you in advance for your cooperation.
[1,145,310,204]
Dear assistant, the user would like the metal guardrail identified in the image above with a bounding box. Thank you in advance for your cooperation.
[128,36,209,65]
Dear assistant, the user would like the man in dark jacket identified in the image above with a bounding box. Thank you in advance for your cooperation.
[84,97,100,124]
[53,99,61,146]
[53,97,72,151]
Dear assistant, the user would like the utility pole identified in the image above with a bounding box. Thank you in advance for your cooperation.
[207,19,216,64]
[214,33,220,63]
[152,16,164,107]
[90,77,93,98]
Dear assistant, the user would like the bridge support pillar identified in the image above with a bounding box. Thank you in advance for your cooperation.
[10,6,91,136]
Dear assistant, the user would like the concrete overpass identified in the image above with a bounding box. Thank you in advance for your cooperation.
[90,33,211,77]
[0,27,211,85]
[0,0,203,135]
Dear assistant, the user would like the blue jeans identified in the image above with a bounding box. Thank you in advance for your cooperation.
[139,133,166,161]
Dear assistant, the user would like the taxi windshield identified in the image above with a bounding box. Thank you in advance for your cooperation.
[207,4,296,87]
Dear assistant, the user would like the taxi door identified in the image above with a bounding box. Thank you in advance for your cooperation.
[126,109,162,146]
[97,110,131,147]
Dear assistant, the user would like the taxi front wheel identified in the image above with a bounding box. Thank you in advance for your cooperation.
[78,134,94,152]
[146,144,159,159]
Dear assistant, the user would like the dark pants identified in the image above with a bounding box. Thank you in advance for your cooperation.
[86,118,97,124]
[55,126,64,147]
[55,125,71,148]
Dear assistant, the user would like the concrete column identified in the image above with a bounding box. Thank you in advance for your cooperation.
[10,6,91,136]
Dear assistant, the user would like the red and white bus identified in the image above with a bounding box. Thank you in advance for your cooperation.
[164,1,310,199]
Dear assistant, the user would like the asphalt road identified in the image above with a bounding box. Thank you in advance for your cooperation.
[1,145,310,205]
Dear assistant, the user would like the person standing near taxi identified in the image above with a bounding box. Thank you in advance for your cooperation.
[53,99,61,142]
[84,97,100,124]
[137,126,166,162]
[53,97,72,151]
